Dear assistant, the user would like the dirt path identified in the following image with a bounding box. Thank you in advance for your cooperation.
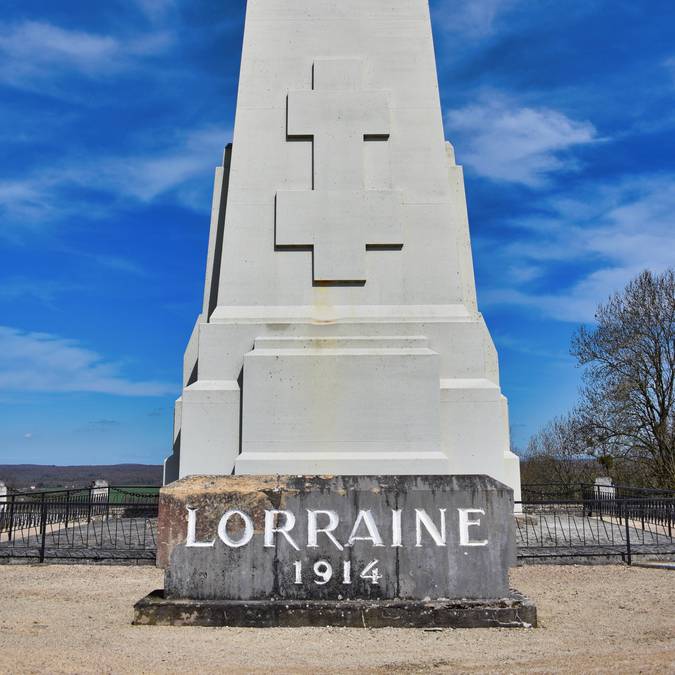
[0,564,673,674]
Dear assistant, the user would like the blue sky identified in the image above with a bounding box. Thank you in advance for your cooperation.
[1,0,674,465]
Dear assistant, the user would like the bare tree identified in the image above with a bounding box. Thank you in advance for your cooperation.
[522,414,598,487]
[571,269,675,488]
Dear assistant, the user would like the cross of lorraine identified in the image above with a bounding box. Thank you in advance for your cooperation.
[275,58,404,284]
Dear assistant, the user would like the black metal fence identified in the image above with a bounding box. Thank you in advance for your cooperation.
[522,482,675,502]
[516,483,675,563]
[0,487,159,563]
[0,482,673,564]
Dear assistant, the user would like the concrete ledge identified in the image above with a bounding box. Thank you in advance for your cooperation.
[133,589,537,628]
[630,561,675,570]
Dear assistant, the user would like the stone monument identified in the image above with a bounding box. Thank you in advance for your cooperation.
[162,0,521,502]
[138,0,534,628]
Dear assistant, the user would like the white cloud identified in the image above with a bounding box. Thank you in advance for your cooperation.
[0,21,118,65]
[433,0,517,37]
[446,94,597,186]
[133,0,178,21]
[666,57,675,84]
[92,255,147,276]
[0,326,174,397]
[494,333,573,365]
[95,127,227,203]
[0,181,52,230]
[481,175,675,322]
[0,21,172,92]
[0,125,228,238]
[0,278,82,306]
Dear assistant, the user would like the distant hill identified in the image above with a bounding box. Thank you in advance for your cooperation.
[0,464,163,490]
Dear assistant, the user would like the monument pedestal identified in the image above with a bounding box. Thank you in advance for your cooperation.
[135,475,536,628]
[236,336,448,474]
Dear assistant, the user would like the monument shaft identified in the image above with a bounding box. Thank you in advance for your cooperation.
[164,0,521,501]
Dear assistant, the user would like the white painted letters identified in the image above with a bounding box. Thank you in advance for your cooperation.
[458,508,488,547]
[264,509,300,551]
[185,505,491,552]
[415,509,447,547]
[185,507,215,548]
[391,509,402,547]
[346,509,385,547]
[217,510,254,548]
[307,509,344,551]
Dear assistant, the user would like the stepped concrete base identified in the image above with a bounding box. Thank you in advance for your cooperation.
[133,589,537,628]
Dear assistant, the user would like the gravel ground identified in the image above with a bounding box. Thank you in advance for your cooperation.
[0,564,673,674]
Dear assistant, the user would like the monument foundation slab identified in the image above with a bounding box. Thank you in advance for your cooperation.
[133,591,536,629]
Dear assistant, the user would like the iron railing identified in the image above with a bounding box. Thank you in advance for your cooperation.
[0,486,159,563]
[516,491,675,563]
[1,483,673,564]
[521,482,675,502]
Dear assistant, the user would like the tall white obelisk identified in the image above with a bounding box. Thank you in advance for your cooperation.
[164,0,521,501]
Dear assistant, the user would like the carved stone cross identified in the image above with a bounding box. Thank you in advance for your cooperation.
[276,59,403,283]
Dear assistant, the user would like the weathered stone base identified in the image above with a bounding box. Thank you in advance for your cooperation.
[133,589,537,628]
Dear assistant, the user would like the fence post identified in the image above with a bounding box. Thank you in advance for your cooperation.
[7,494,16,542]
[87,487,93,524]
[39,492,48,563]
[641,502,645,532]
[64,490,70,531]
[624,500,632,566]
